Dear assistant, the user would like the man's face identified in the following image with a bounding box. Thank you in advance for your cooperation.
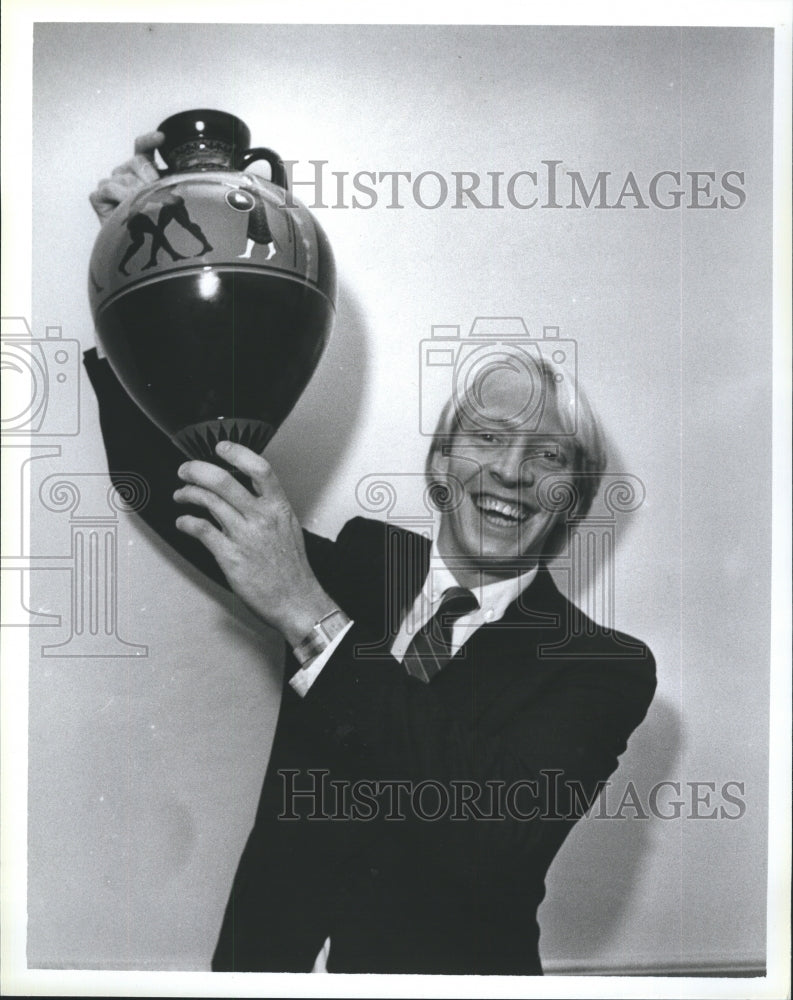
[434,371,575,583]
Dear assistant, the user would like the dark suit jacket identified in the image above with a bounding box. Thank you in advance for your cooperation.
[84,349,656,976]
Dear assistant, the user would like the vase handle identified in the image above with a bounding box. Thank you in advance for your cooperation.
[236,147,288,190]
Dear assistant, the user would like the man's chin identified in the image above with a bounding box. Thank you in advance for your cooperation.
[458,544,543,576]
[438,518,545,574]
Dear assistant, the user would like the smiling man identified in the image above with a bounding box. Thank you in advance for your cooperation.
[86,145,656,976]
[426,353,600,582]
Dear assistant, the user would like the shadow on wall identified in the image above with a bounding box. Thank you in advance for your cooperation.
[539,693,683,970]
[548,433,650,618]
[602,437,644,550]
[267,277,371,524]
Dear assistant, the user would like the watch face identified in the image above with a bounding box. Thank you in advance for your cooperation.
[319,609,350,640]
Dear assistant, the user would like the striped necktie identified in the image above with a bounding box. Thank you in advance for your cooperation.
[403,586,479,683]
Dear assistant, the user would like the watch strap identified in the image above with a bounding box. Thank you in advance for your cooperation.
[292,608,351,667]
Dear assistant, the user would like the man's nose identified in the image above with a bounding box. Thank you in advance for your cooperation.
[487,444,534,486]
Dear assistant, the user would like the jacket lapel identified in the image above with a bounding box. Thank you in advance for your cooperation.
[428,565,572,724]
[346,522,571,702]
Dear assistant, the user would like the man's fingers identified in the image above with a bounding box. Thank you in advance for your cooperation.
[214,442,284,500]
[174,514,228,557]
[90,168,154,221]
[112,154,160,185]
[90,131,164,226]
[177,459,261,514]
[133,130,165,159]
[173,484,246,535]
[89,180,136,221]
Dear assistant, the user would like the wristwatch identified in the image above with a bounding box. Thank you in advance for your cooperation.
[292,608,351,667]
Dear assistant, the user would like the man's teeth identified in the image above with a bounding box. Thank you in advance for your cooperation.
[475,496,531,523]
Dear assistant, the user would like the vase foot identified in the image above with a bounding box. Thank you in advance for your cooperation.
[172,418,275,461]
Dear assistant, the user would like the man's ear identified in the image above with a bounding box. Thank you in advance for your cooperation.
[425,435,452,486]
[426,443,472,517]
[428,440,451,479]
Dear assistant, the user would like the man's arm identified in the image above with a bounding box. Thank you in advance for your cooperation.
[84,347,229,586]
[84,349,342,599]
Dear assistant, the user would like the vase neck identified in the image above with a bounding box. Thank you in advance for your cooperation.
[157,109,251,173]
[166,139,236,172]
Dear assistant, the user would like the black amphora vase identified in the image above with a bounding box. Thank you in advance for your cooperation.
[89,109,336,460]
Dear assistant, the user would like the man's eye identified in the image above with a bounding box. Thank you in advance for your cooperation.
[535,448,567,466]
[478,433,497,443]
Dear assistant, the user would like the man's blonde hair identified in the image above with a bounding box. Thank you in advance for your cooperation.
[425,358,608,560]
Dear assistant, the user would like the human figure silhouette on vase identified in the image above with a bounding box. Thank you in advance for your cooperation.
[118,188,213,275]
[224,175,278,261]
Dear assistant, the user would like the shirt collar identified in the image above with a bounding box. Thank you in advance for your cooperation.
[426,536,539,622]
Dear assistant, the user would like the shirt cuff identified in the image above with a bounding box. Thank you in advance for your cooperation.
[288,620,355,697]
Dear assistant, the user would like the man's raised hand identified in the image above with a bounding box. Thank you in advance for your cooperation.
[89,131,164,223]
[174,441,336,646]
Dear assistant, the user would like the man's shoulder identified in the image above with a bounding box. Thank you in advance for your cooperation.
[335,516,428,560]
[517,568,656,702]
[337,515,421,541]
[530,568,651,652]
[317,517,427,623]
